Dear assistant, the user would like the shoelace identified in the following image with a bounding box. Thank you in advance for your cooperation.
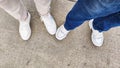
[93,31,103,39]
[60,30,67,35]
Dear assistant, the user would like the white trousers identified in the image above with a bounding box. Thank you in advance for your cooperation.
[0,0,51,21]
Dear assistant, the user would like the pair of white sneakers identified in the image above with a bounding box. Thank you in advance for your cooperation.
[56,19,104,47]
[19,12,103,46]
[19,12,56,40]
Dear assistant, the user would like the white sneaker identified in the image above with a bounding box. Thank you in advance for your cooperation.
[19,12,31,40]
[89,19,104,47]
[41,13,57,35]
[56,25,70,40]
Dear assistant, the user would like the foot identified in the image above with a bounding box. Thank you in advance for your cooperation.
[89,19,104,47]
[19,12,31,40]
[41,13,57,35]
[56,25,70,40]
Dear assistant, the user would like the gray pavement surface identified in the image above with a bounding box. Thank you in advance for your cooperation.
[0,0,120,68]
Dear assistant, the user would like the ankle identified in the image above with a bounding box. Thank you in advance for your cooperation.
[20,12,28,22]
[41,12,50,17]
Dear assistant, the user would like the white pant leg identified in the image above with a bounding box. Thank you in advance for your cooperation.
[0,0,27,21]
[34,0,51,15]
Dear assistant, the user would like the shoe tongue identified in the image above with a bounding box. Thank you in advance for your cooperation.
[19,21,28,26]
[94,33,103,38]
[41,14,51,21]
[62,26,69,33]
[41,13,50,18]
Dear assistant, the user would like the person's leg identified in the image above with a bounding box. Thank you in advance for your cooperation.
[65,0,120,30]
[88,12,120,46]
[93,11,120,32]
[0,0,27,21]
[34,0,51,15]
[56,0,120,40]
[34,0,57,35]
[0,0,31,40]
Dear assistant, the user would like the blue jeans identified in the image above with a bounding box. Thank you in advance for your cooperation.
[64,0,120,32]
